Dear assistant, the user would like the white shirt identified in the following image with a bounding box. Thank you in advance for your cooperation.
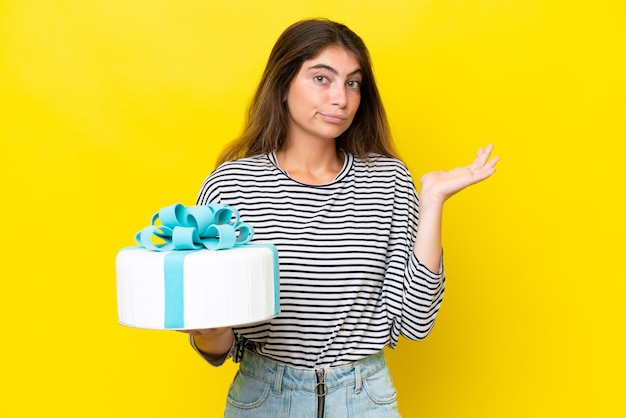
[193,151,445,369]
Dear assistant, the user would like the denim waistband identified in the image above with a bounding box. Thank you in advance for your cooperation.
[238,350,388,394]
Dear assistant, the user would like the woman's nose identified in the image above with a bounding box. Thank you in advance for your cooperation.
[330,84,347,107]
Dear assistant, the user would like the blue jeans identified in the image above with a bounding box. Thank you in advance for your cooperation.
[224,349,401,417]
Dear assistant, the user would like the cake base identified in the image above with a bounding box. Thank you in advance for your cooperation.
[116,245,279,330]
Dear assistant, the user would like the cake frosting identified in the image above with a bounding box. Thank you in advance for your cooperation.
[116,203,279,330]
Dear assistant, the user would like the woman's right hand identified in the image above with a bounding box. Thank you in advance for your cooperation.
[178,327,234,357]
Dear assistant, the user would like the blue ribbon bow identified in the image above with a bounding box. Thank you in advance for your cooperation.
[135,203,254,251]
[130,203,255,329]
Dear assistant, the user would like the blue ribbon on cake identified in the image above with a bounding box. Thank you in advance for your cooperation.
[135,203,254,329]
[136,203,254,251]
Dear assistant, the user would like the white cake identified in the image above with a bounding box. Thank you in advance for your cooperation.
[116,245,279,330]
[116,202,279,330]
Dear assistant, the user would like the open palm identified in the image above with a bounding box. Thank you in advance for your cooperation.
[420,144,500,203]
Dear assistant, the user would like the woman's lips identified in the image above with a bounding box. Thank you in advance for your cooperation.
[319,113,347,124]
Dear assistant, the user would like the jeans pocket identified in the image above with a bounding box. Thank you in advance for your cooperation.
[226,370,271,409]
[362,367,398,405]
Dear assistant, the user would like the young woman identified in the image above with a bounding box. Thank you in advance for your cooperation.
[183,18,499,417]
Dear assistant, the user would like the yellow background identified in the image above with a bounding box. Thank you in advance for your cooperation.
[1,1,624,416]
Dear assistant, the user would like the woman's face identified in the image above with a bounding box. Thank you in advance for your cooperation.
[284,45,362,145]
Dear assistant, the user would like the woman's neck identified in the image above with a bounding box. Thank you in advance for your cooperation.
[275,141,344,185]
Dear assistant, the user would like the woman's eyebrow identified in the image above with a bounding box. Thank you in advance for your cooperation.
[308,63,362,77]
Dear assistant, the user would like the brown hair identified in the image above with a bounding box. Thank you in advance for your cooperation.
[216,18,398,166]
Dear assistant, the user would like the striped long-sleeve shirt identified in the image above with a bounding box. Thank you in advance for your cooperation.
[193,151,445,369]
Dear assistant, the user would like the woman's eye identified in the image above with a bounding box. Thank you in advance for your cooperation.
[315,75,328,83]
[347,80,361,89]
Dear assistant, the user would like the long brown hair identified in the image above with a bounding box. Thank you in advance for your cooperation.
[216,18,398,166]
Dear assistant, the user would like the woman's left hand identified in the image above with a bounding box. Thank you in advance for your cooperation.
[419,144,500,205]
